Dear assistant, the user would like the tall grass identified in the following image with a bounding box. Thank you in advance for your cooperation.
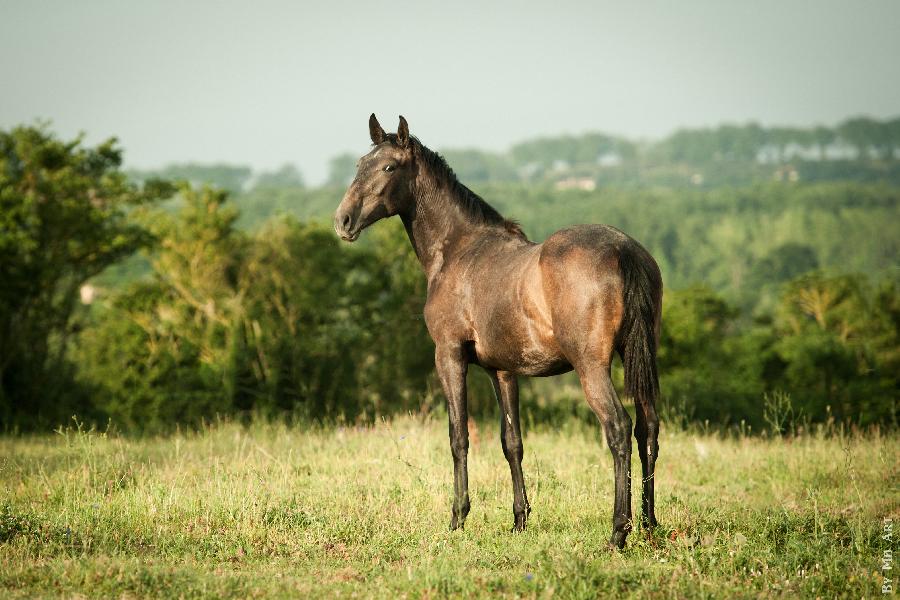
[1,415,895,598]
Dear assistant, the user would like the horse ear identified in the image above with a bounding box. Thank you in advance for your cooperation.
[369,113,386,145]
[397,116,409,148]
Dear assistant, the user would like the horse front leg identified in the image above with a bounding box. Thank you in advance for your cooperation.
[489,369,531,532]
[436,344,470,530]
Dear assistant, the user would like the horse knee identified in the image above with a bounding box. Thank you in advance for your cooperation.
[613,512,633,532]
[457,495,471,516]
[450,436,469,460]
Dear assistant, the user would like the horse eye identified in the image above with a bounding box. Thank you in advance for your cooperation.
[383,164,395,172]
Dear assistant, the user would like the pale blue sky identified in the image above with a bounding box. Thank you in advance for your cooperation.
[2,0,898,183]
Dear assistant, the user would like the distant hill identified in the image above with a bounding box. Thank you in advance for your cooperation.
[112,116,900,312]
[128,116,900,191]
[226,181,899,315]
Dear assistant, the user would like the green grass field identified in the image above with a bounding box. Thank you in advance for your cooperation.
[1,416,895,598]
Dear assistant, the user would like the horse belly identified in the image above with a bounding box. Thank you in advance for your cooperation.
[471,273,570,376]
[473,332,570,376]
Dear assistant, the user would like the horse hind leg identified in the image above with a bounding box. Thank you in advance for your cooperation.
[634,395,659,530]
[578,364,633,549]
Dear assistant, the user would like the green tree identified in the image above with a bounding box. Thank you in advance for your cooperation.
[811,126,836,160]
[745,243,819,313]
[774,273,898,425]
[0,125,172,428]
[77,187,436,429]
[78,185,244,429]
[658,286,769,427]
[838,116,888,160]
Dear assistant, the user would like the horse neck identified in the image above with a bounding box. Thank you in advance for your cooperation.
[399,167,479,284]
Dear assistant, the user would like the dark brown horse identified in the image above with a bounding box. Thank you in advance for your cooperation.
[334,115,662,548]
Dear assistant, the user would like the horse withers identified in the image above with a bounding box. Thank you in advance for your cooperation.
[333,114,662,549]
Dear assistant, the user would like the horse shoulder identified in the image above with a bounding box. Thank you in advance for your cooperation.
[423,276,471,346]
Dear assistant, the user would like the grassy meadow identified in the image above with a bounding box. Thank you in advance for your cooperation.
[1,416,896,599]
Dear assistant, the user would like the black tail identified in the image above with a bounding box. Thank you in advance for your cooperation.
[617,244,660,407]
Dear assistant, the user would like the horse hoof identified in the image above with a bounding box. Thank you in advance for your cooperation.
[609,531,628,550]
[511,513,528,532]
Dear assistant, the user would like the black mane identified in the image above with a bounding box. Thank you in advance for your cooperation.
[402,136,526,240]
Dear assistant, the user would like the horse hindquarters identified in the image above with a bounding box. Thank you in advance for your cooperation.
[539,238,634,547]
[539,230,661,548]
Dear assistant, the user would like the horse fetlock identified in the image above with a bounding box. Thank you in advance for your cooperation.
[613,512,633,532]
[609,526,631,550]
[512,511,529,532]
[512,498,531,524]
[450,503,470,531]
[452,495,471,525]
[516,497,531,515]
[641,513,659,529]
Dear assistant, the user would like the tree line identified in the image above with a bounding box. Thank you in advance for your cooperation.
[127,116,900,193]
[329,115,900,187]
[1,125,897,432]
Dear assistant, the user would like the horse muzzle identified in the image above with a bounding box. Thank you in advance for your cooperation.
[333,211,360,242]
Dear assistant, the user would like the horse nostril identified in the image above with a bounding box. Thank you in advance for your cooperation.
[342,214,351,230]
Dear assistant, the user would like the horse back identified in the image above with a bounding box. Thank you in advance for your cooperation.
[423,224,656,376]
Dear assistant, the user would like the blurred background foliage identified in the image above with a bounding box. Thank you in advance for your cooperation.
[1,119,897,432]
